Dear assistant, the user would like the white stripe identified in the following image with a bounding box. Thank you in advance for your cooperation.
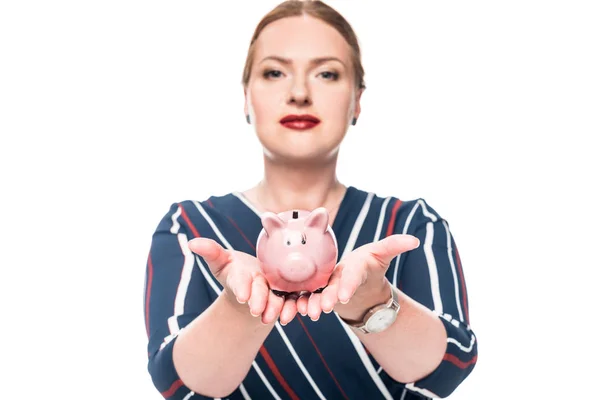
[196,255,276,400]
[239,383,252,400]
[183,392,195,400]
[418,199,438,222]
[441,312,468,329]
[391,201,420,287]
[405,383,440,398]
[399,388,407,400]
[442,220,463,322]
[402,202,421,235]
[334,314,394,400]
[168,233,195,332]
[195,209,323,399]
[193,201,233,249]
[341,191,374,258]
[274,324,327,400]
[334,194,394,400]
[161,210,194,349]
[170,206,182,234]
[373,196,391,241]
[232,191,262,215]
[424,222,443,314]
[448,334,476,353]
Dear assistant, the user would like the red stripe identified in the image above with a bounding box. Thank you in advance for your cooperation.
[178,203,200,238]
[182,205,298,399]
[385,199,403,237]
[296,316,350,400]
[161,378,184,398]
[145,253,154,338]
[259,347,300,400]
[228,215,257,250]
[453,244,470,324]
[443,353,477,369]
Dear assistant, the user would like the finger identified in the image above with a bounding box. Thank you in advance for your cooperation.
[307,292,323,321]
[366,234,420,267]
[320,284,339,313]
[296,294,309,316]
[262,291,285,324]
[279,296,298,325]
[188,238,231,274]
[226,268,253,304]
[338,261,368,304]
[247,274,269,317]
[320,268,342,313]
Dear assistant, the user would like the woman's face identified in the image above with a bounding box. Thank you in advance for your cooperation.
[245,15,362,164]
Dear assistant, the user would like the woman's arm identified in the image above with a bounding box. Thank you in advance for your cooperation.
[172,291,275,397]
[145,203,295,399]
[342,199,477,398]
[308,198,477,398]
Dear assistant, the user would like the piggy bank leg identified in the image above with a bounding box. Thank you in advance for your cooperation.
[312,285,327,294]
[271,289,293,297]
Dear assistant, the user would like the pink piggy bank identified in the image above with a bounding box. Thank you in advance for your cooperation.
[256,207,338,296]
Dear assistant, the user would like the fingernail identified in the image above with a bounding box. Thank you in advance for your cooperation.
[250,311,260,317]
[237,298,246,304]
[340,298,349,304]
[310,316,320,321]
[323,308,332,314]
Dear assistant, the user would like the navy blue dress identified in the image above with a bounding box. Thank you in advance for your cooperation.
[144,186,477,399]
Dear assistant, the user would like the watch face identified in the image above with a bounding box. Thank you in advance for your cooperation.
[365,308,396,333]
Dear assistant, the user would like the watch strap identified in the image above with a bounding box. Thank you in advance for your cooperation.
[339,280,400,333]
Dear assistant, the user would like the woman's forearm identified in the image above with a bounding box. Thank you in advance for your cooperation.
[172,291,274,397]
[336,285,447,383]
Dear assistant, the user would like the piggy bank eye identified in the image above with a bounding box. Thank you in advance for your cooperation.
[301,235,306,245]
[286,240,291,246]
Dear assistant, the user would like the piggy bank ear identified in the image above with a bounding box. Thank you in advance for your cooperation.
[261,212,285,236]
[304,207,329,233]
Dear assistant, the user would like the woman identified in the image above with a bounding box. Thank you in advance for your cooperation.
[144,1,477,399]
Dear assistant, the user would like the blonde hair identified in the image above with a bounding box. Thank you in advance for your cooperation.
[241,0,366,90]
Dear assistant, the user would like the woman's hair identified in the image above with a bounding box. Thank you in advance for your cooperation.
[242,0,366,90]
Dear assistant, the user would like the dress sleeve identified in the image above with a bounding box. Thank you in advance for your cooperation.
[386,199,478,398]
[143,202,220,399]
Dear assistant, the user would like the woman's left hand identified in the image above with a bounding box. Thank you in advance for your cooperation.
[296,234,420,321]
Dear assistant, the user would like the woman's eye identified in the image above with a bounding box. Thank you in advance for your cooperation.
[320,71,339,80]
[264,70,282,79]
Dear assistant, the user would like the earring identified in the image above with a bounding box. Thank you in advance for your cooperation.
[246,114,251,124]
[351,117,357,126]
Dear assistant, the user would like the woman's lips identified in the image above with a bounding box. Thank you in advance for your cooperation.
[279,114,321,130]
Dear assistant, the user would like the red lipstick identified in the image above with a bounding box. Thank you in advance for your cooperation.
[279,114,321,130]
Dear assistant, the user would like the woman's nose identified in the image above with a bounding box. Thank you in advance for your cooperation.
[287,77,311,106]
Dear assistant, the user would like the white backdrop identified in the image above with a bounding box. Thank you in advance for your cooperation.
[1,1,598,399]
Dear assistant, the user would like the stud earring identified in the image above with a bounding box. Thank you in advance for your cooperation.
[246,114,251,124]
[351,117,357,126]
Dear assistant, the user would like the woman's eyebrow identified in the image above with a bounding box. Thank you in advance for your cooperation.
[259,55,346,67]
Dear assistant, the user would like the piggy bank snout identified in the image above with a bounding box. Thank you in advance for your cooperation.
[279,252,316,283]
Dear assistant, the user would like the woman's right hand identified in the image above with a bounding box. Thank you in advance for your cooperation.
[188,237,298,325]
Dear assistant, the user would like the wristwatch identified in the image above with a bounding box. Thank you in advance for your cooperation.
[339,280,400,334]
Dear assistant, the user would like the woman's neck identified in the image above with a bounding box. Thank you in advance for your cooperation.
[243,155,347,219]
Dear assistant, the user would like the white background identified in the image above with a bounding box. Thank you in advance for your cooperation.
[1,0,598,398]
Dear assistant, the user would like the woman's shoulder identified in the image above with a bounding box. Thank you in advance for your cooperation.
[352,185,447,229]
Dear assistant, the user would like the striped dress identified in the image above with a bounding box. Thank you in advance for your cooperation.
[144,186,478,399]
